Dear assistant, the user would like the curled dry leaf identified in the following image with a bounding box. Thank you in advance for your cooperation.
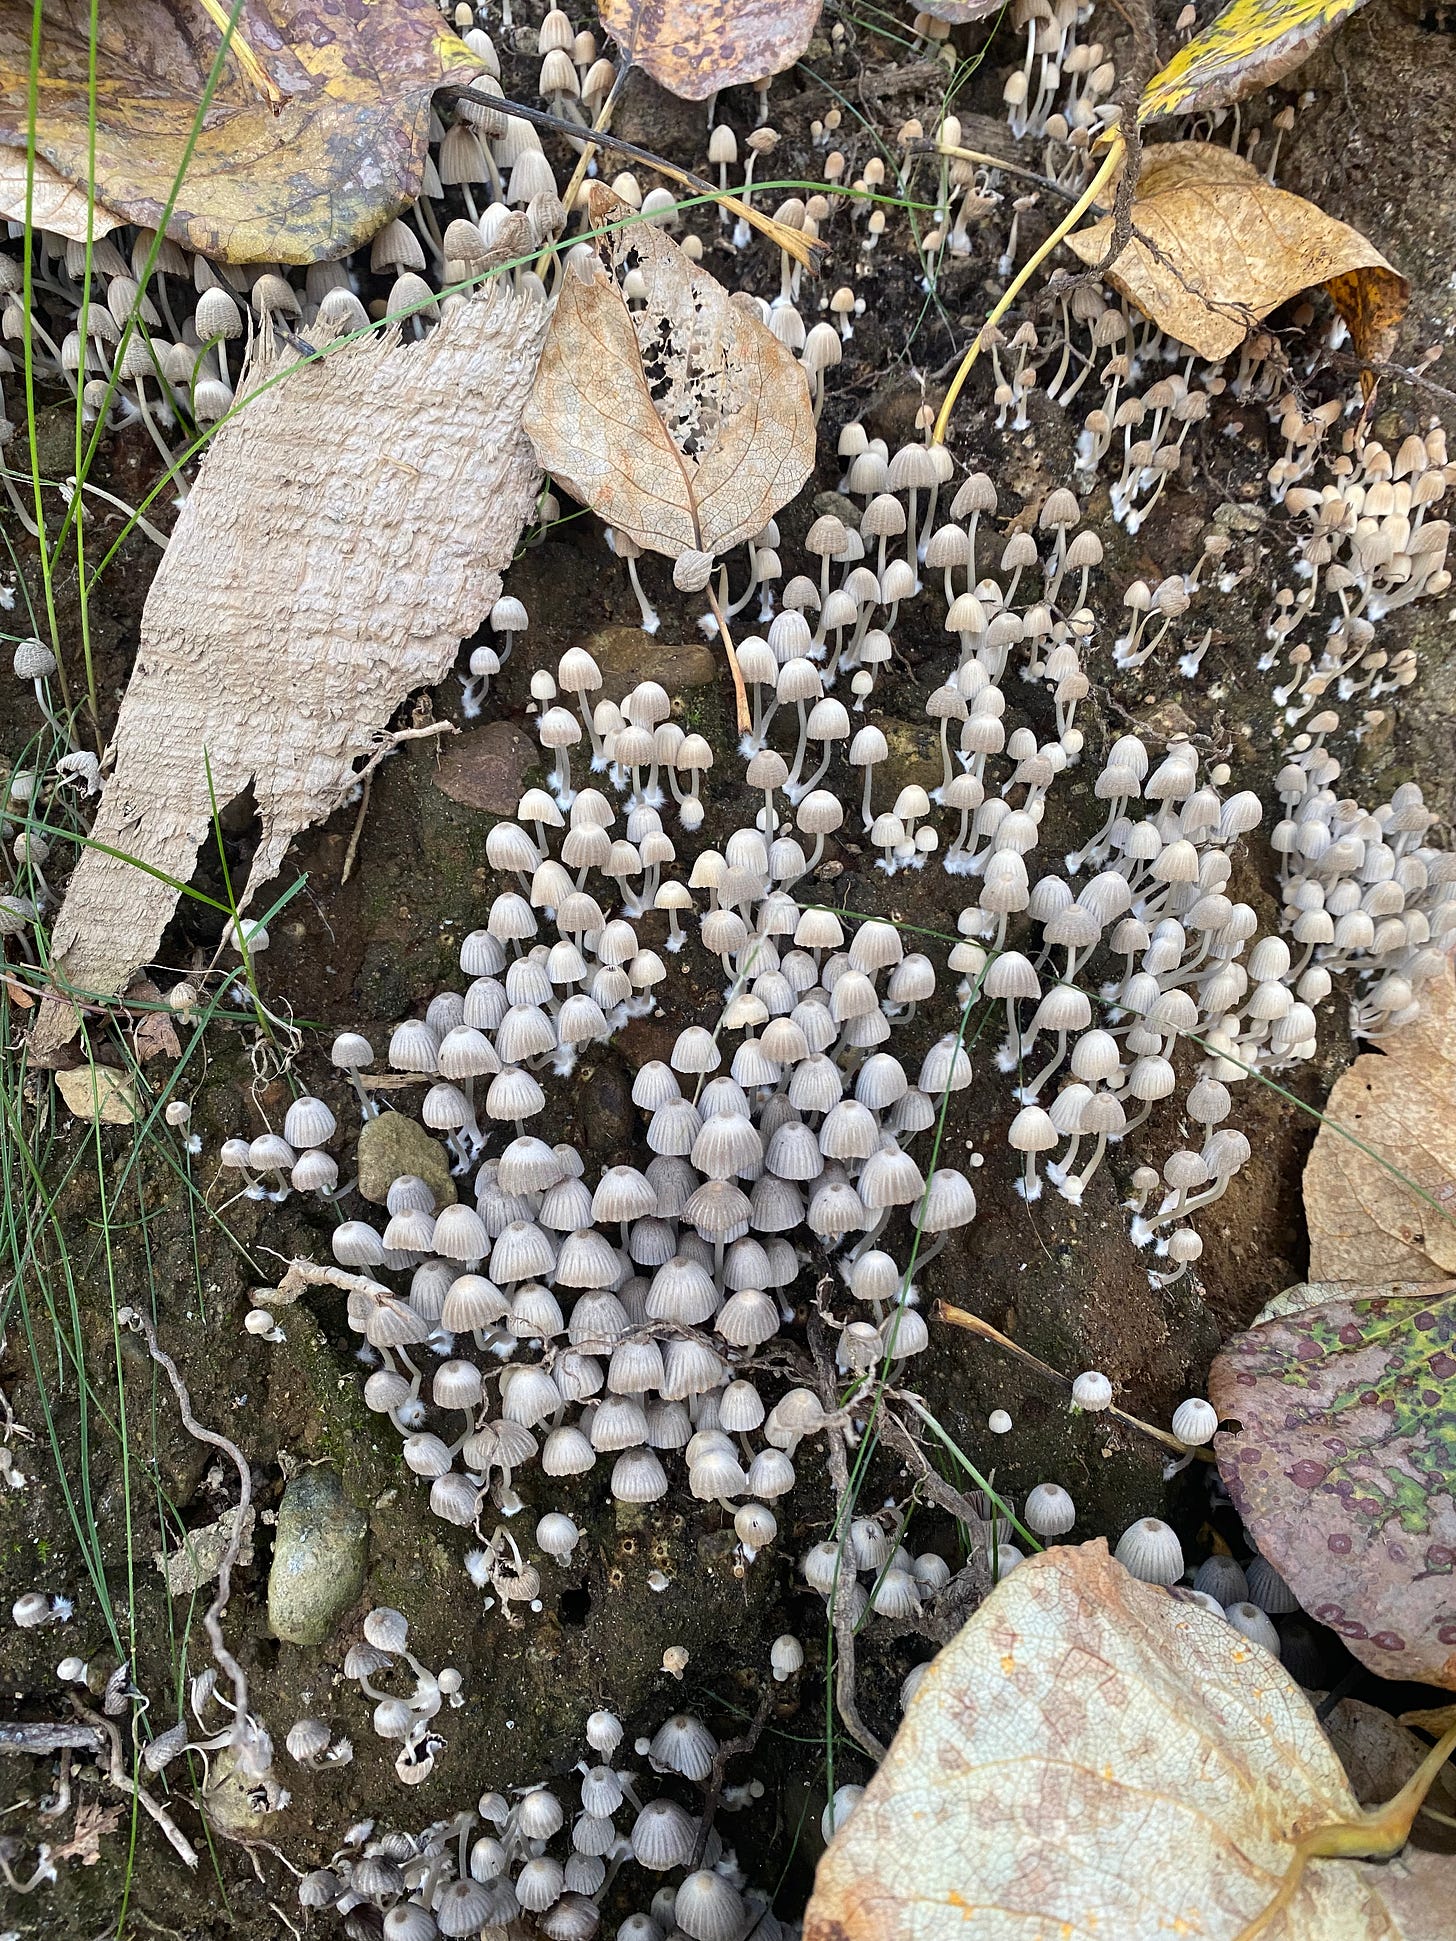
[597,0,823,100]
[1066,142,1407,363]
[1304,958,1456,1284]
[1141,0,1371,121]
[0,1,481,263]
[34,279,546,1052]
[1211,1283,1456,1686]
[807,1541,1450,1941]
[522,184,815,727]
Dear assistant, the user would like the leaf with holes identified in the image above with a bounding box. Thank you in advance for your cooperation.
[597,0,823,99]
[522,184,814,724]
[1211,1284,1456,1687]
[1065,141,1406,364]
[806,1541,1455,1941]
[0,1,480,264]
[1304,958,1456,1285]
[1141,0,1371,121]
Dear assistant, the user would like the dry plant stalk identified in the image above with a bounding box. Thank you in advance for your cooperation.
[35,280,547,1052]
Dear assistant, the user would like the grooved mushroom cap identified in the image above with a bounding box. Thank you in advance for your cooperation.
[1114,1516,1184,1586]
[631,1798,699,1871]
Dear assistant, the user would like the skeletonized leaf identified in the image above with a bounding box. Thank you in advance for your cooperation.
[1141,0,1370,121]
[0,151,122,239]
[1065,141,1407,363]
[597,0,822,100]
[33,281,546,1052]
[1211,1285,1456,1686]
[1304,959,1456,1284]
[0,1,480,264]
[807,1541,1441,1941]
[522,185,815,564]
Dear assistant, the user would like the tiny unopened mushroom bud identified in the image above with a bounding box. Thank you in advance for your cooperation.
[165,1099,192,1127]
[536,1511,581,1562]
[244,1307,279,1337]
[734,1501,778,1551]
[585,1709,623,1756]
[770,1633,803,1681]
[987,1408,1012,1435]
[1071,1369,1112,1411]
[661,1644,689,1679]
[1224,1601,1282,1657]
[822,1783,864,1840]
[12,1591,52,1627]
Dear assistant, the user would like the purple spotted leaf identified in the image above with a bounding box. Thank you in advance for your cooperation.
[1210,1284,1456,1686]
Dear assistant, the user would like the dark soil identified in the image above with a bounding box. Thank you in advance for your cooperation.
[2,2,1456,1933]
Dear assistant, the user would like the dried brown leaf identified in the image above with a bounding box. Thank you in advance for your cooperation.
[807,1541,1445,1941]
[917,0,1006,20]
[34,285,546,1051]
[523,186,814,564]
[1211,1284,1456,1686]
[1304,958,1456,1283]
[597,0,822,100]
[0,1,480,264]
[1066,141,1407,363]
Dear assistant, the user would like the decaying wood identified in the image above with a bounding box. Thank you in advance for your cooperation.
[35,281,547,1052]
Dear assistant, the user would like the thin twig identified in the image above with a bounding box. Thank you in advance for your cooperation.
[692,1680,775,1865]
[116,1307,254,1729]
[934,1301,1205,1458]
[439,85,828,273]
[78,1706,200,1870]
[808,1311,887,1764]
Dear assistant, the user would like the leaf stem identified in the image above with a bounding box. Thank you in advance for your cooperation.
[704,577,751,735]
[933,130,1125,447]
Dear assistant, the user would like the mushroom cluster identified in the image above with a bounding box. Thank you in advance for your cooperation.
[295,1699,788,1941]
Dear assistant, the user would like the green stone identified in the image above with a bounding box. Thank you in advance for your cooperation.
[267,1465,368,1646]
[356,1108,457,1207]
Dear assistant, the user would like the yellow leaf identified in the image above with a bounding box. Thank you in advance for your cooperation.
[1140,0,1371,121]
[807,1542,1453,1941]
[1065,141,1406,363]
[598,0,823,101]
[1302,957,1456,1284]
[0,1,482,265]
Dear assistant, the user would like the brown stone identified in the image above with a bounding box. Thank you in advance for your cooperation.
[434,720,538,816]
[589,625,718,703]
